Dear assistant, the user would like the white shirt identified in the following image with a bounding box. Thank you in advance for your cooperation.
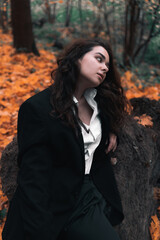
[73,88,102,174]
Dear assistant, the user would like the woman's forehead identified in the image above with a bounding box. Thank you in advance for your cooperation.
[87,46,109,59]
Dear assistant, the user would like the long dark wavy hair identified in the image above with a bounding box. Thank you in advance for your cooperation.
[50,38,129,134]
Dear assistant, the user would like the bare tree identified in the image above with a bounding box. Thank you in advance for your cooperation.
[123,0,141,66]
[123,0,160,66]
[92,1,105,38]
[78,0,83,30]
[134,3,160,63]
[43,0,57,24]
[65,0,73,27]
[11,0,39,56]
[101,0,111,38]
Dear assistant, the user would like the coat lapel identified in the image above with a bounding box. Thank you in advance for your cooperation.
[72,114,85,160]
[98,110,110,148]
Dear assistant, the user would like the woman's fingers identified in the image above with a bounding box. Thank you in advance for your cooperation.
[105,133,117,153]
[105,134,118,165]
[112,142,117,152]
[110,157,117,165]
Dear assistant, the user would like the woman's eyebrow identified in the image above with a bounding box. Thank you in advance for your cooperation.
[95,52,106,60]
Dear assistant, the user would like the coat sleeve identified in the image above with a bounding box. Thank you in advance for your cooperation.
[16,100,54,240]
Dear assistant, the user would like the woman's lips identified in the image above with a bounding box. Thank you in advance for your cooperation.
[97,73,103,80]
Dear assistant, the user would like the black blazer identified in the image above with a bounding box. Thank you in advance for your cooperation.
[2,87,124,240]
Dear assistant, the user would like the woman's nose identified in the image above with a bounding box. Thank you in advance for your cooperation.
[102,64,109,73]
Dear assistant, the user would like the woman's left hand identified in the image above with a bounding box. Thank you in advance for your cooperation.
[105,133,117,154]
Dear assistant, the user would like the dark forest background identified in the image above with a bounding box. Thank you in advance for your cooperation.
[0,1,160,239]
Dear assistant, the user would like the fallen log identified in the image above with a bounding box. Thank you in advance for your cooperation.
[0,97,160,240]
[114,98,160,239]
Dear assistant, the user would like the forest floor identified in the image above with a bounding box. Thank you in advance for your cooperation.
[0,29,160,239]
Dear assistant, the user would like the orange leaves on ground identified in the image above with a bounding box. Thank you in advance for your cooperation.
[121,71,160,100]
[122,70,158,129]
[0,29,57,152]
[149,215,160,240]
[49,0,63,4]
[154,187,160,201]
[134,114,153,127]
[0,188,8,212]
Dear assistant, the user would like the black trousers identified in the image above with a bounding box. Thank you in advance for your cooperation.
[59,175,121,240]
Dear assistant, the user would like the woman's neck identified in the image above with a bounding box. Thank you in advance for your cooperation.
[74,88,85,101]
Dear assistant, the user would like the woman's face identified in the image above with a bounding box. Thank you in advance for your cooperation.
[77,46,109,89]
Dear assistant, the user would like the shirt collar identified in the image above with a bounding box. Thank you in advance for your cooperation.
[73,96,78,104]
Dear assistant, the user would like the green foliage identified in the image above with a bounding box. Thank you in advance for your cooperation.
[145,36,160,65]
[34,22,59,44]
[31,0,43,7]
[129,62,160,87]
[71,7,93,24]
[56,6,93,24]
[31,1,46,22]
[0,208,7,222]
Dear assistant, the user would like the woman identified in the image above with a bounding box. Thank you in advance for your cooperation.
[2,38,128,240]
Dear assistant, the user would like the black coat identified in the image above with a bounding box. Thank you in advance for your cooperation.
[2,87,124,240]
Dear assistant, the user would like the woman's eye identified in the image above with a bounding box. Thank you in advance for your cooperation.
[96,56,102,62]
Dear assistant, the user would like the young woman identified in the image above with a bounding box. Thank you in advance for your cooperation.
[2,39,128,240]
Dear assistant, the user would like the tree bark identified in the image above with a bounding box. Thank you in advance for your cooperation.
[101,0,111,38]
[44,0,57,24]
[0,98,160,239]
[134,4,160,63]
[114,98,160,239]
[11,0,39,56]
[123,0,140,66]
[78,0,83,31]
[65,0,73,27]
[123,0,160,66]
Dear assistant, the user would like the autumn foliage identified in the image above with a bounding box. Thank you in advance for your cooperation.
[122,71,160,101]
[0,30,160,239]
[149,215,160,240]
[0,30,57,154]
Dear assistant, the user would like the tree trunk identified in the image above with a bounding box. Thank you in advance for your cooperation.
[78,0,83,31]
[123,0,140,66]
[101,0,111,38]
[11,0,39,56]
[52,3,57,24]
[123,0,160,66]
[134,4,160,64]
[65,0,73,27]
[114,97,160,239]
[0,98,160,239]
[44,0,56,24]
